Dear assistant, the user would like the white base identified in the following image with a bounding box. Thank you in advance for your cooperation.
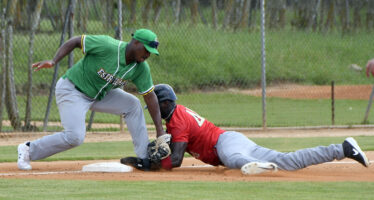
[82,162,133,173]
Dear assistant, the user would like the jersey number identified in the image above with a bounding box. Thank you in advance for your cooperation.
[186,108,205,127]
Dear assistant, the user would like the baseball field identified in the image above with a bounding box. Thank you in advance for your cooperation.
[0,129,373,200]
[1,85,374,200]
[3,2,374,199]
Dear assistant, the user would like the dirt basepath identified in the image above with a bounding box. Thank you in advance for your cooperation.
[1,155,373,182]
[1,128,373,182]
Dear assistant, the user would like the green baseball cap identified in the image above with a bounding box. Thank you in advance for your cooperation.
[132,29,159,55]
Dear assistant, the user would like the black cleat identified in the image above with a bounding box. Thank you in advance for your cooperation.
[120,157,150,171]
[343,137,370,167]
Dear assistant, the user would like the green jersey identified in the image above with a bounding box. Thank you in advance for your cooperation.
[64,35,154,100]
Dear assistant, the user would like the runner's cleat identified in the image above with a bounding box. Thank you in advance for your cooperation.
[343,137,369,167]
[17,142,32,170]
[241,162,278,175]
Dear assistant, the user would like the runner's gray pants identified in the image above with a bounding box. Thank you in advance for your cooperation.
[29,78,149,160]
[216,131,345,170]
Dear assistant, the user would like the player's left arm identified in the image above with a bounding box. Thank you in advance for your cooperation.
[161,141,187,169]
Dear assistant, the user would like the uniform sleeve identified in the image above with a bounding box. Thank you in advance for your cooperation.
[82,35,113,55]
[131,62,154,95]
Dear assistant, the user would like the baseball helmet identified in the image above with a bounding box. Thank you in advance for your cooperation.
[154,84,177,102]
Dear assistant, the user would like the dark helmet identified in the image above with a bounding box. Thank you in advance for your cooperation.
[154,84,177,102]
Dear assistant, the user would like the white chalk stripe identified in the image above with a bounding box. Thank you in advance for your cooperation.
[0,170,82,176]
[0,160,372,176]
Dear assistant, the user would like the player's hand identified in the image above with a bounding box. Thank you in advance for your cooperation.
[366,59,374,77]
[156,129,168,138]
[32,60,55,72]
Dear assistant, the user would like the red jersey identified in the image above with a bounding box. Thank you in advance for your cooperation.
[166,105,225,166]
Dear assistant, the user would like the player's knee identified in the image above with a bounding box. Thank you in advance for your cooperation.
[132,97,142,108]
[64,130,85,147]
[126,97,142,114]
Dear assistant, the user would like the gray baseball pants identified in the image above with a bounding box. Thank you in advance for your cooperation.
[29,78,149,160]
[216,131,345,170]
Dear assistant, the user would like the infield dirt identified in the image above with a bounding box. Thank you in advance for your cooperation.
[0,154,373,182]
[0,129,373,182]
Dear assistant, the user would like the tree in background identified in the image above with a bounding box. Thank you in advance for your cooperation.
[367,0,374,30]
[4,0,21,130]
[234,0,251,30]
[77,0,88,32]
[172,0,181,24]
[142,0,153,25]
[211,0,218,29]
[24,0,43,131]
[102,0,115,29]
[153,0,165,24]
[352,0,365,30]
[127,0,137,25]
[0,9,5,132]
[222,0,233,29]
[190,0,199,25]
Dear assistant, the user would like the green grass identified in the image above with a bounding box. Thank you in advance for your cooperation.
[0,179,373,200]
[1,136,373,162]
[0,141,134,162]
[5,92,374,128]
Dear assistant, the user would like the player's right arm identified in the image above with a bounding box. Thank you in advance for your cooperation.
[32,36,82,71]
[161,141,187,169]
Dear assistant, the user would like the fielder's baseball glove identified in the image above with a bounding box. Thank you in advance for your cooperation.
[147,134,172,163]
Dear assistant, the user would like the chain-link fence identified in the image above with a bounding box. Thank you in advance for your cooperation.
[1,0,374,133]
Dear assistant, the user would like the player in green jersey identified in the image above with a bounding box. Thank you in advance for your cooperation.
[17,29,170,170]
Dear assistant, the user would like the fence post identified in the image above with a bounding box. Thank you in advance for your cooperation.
[331,81,335,125]
[363,85,374,124]
[116,0,122,40]
[261,0,267,130]
[117,0,125,133]
[87,111,95,131]
[68,0,76,68]
[0,9,5,132]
